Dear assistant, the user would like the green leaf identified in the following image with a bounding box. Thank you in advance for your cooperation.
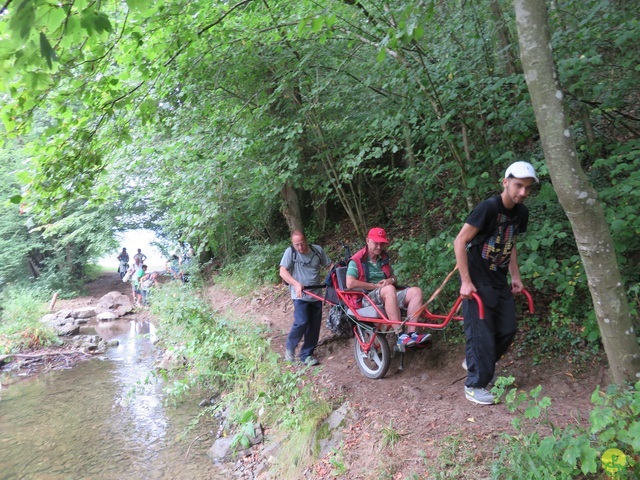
[311,17,324,33]
[94,12,113,34]
[125,0,148,11]
[39,32,58,69]
[9,194,22,204]
[376,48,387,63]
[9,0,35,39]
[524,405,541,419]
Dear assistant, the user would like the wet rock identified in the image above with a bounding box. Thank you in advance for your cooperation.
[56,323,80,336]
[75,318,90,325]
[199,393,220,407]
[40,313,57,324]
[246,423,264,447]
[97,311,118,322]
[56,309,73,319]
[72,307,96,319]
[156,349,187,371]
[208,437,235,462]
[314,401,351,458]
[96,291,133,317]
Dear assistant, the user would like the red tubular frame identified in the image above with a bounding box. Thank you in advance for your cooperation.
[303,284,534,332]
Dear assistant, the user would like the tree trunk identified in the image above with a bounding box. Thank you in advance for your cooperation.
[489,0,522,75]
[280,181,304,233]
[514,0,640,384]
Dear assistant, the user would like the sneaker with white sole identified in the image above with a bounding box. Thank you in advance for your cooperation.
[464,386,496,405]
[303,356,319,366]
[397,333,416,349]
[285,349,295,362]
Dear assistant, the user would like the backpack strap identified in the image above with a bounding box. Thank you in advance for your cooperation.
[289,244,321,269]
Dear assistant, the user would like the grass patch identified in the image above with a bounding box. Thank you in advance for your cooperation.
[0,286,59,354]
[84,263,113,281]
[426,432,490,479]
[380,421,402,449]
[216,241,288,296]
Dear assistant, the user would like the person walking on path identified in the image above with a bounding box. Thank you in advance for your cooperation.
[279,230,332,366]
[453,161,539,405]
[345,227,430,350]
[117,248,129,279]
[133,249,147,267]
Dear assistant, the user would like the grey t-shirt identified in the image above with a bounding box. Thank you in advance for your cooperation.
[280,245,331,301]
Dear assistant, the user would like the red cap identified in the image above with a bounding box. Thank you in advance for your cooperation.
[367,227,389,244]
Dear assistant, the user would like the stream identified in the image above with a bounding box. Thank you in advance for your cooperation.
[0,317,222,480]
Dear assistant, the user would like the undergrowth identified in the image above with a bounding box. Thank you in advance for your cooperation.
[492,379,640,479]
[0,286,59,354]
[150,280,333,478]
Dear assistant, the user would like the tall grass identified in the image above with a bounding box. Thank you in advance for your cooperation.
[0,286,59,354]
[151,281,334,478]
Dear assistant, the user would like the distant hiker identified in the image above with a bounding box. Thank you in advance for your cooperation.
[140,271,159,305]
[133,249,147,267]
[132,264,148,306]
[453,161,538,405]
[165,255,182,280]
[279,230,331,366]
[179,246,195,283]
[345,227,430,350]
[117,248,129,279]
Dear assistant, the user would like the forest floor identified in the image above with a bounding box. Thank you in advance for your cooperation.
[9,271,608,479]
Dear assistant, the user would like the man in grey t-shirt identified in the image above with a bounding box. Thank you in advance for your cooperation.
[279,230,331,366]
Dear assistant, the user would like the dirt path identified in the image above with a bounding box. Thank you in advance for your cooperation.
[205,281,605,478]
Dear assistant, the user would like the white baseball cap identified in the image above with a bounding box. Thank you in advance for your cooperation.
[505,161,539,183]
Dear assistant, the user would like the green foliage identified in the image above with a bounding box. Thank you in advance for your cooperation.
[218,240,290,295]
[151,279,333,476]
[328,443,348,476]
[0,286,58,353]
[493,382,640,479]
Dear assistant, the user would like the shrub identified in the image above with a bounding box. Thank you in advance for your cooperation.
[493,380,640,479]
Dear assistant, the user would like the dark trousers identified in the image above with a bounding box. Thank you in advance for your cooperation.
[463,283,516,388]
[286,300,322,361]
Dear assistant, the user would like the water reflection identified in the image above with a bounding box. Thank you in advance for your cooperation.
[0,318,223,480]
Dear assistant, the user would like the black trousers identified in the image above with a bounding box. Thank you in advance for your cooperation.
[463,283,516,389]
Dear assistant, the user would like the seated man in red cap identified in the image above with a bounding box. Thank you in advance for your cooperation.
[345,227,430,349]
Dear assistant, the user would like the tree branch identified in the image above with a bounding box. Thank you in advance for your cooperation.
[1,0,13,14]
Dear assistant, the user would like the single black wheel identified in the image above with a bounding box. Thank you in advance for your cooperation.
[353,325,390,379]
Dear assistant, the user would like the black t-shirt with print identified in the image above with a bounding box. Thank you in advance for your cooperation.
[465,195,529,287]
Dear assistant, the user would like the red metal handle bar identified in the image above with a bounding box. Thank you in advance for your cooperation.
[519,288,535,314]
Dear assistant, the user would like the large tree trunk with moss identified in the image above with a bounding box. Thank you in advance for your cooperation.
[514,0,640,384]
